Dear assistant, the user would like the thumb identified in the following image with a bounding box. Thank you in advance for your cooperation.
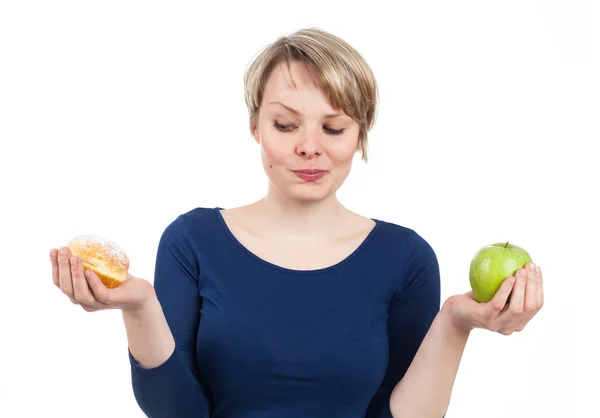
[124,273,136,283]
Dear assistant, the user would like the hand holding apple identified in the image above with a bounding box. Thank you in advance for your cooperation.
[442,242,544,335]
[469,241,533,303]
[444,261,544,334]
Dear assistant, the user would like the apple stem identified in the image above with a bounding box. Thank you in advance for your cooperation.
[504,241,509,248]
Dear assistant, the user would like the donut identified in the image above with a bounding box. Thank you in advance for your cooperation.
[67,234,130,288]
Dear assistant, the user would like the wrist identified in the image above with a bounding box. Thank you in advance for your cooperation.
[122,288,159,318]
[441,296,475,335]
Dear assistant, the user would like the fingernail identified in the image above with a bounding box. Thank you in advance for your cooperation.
[528,263,536,271]
[70,256,77,265]
[536,266,541,274]
[84,270,91,279]
[519,269,526,278]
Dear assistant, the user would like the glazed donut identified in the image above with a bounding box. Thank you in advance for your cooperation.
[67,234,130,288]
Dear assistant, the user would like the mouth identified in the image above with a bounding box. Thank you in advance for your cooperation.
[291,169,328,182]
[293,169,328,174]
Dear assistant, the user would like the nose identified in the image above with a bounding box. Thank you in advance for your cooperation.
[295,129,323,159]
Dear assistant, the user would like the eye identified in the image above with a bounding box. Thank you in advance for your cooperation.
[273,121,293,132]
[273,121,345,136]
[324,126,345,136]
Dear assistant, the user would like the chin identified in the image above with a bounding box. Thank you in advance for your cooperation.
[286,185,336,202]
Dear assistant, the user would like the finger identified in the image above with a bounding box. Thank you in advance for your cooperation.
[85,270,112,306]
[50,249,60,287]
[524,263,539,313]
[71,256,105,308]
[536,265,544,308]
[80,304,99,313]
[488,276,516,314]
[506,268,526,316]
[57,247,75,297]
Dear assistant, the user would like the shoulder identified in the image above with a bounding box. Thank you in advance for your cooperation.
[375,219,441,305]
[373,218,436,259]
[373,218,439,292]
[159,206,222,243]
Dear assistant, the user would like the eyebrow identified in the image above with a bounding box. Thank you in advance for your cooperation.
[268,101,346,119]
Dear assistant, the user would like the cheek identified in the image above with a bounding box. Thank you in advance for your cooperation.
[328,139,357,163]
[260,137,290,166]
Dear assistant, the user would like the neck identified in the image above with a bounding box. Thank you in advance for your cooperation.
[252,188,349,238]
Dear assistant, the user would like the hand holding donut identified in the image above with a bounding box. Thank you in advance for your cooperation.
[50,235,155,313]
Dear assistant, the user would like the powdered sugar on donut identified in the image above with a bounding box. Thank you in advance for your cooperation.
[68,234,130,268]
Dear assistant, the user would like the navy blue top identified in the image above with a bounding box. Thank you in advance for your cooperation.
[129,207,441,418]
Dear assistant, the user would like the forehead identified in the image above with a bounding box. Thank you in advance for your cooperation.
[265,61,323,92]
[262,61,344,117]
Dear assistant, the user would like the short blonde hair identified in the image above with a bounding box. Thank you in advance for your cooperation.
[243,27,379,162]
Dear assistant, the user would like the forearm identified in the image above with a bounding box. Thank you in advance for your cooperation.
[122,292,176,369]
[125,293,211,417]
[389,304,470,418]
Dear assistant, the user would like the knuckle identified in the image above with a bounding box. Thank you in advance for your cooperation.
[491,301,505,312]
[510,305,523,315]
[73,271,85,284]
[93,291,109,304]
[487,323,499,332]
[78,297,96,306]
[101,293,113,305]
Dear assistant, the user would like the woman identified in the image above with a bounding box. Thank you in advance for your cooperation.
[50,27,543,418]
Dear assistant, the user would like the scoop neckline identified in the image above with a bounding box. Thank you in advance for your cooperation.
[212,207,383,275]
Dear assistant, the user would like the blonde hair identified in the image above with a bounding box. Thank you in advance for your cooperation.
[243,27,379,162]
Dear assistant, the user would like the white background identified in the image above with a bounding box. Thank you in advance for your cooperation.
[1,1,598,417]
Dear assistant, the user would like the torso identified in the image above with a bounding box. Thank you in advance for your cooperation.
[178,206,430,417]
[219,205,377,271]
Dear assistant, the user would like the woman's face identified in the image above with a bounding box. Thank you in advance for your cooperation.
[253,61,360,203]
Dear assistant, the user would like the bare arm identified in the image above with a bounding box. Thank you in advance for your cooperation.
[390,261,543,418]
[389,303,469,418]
[124,213,211,417]
[122,291,176,369]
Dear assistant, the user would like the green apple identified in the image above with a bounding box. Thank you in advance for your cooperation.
[469,241,532,303]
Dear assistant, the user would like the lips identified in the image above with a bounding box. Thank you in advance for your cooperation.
[293,169,327,174]
[292,169,327,182]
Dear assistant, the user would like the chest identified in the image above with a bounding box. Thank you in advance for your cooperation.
[236,235,366,270]
[219,210,376,271]
[195,269,391,412]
